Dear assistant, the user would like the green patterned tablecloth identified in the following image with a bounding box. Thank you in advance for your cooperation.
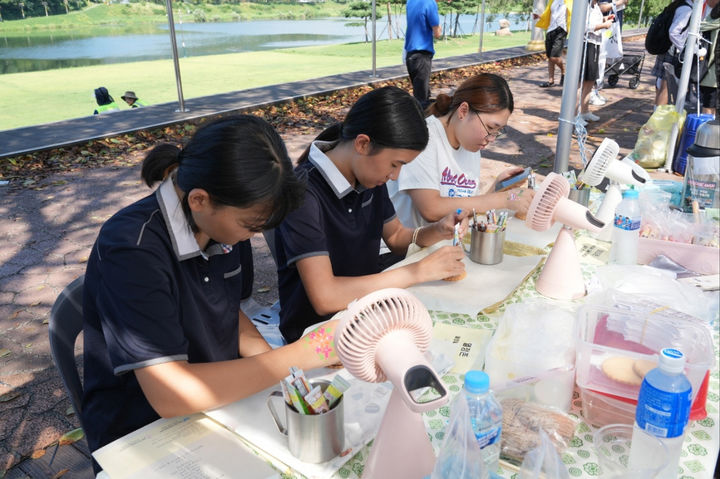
[250,262,719,479]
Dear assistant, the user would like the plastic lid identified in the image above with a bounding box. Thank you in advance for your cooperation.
[658,348,686,374]
[622,188,639,199]
[464,370,489,394]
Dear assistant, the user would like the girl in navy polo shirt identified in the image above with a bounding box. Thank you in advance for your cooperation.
[387,73,535,229]
[82,116,340,470]
[276,86,468,343]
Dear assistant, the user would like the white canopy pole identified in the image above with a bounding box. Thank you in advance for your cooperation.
[372,0,377,77]
[661,0,706,171]
[554,0,590,172]
[165,0,187,112]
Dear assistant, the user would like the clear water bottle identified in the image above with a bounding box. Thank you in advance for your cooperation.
[610,188,641,265]
[629,348,693,479]
[464,370,503,476]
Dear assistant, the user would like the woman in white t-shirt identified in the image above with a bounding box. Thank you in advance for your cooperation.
[387,73,533,229]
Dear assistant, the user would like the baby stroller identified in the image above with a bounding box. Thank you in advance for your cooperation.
[604,50,645,89]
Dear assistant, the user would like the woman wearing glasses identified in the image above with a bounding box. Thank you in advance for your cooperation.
[388,73,534,230]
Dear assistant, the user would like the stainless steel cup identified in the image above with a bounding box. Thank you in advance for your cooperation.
[467,229,505,265]
[266,379,344,463]
[568,187,590,207]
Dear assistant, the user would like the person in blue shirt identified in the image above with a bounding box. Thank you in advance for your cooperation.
[405,0,442,108]
[276,87,468,343]
[81,115,340,473]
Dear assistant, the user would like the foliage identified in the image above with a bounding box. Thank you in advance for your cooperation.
[343,1,383,41]
[0,0,86,21]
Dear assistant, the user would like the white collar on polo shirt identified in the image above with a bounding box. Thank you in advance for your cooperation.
[156,176,204,261]
[308,140,356,199]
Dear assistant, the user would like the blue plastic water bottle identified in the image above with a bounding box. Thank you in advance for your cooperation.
[629,348,692,479]
[464,370,503,477]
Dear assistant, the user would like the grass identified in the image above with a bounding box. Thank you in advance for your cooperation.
[0,31,530,130]
[0,2,353,34]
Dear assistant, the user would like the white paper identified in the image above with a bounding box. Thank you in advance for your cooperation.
[387,240,544,316]
[205,368,391,479]
[92,414,278,479]
[504,216,562,249]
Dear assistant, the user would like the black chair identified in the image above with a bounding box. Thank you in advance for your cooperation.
[48,275,85,418]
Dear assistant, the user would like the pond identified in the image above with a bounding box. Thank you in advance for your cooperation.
[0,13,531,74]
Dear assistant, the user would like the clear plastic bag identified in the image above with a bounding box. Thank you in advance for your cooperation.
[430,394,487,479]
[631,105,684,169]
[519,430,571,479]
[500,398,577,465]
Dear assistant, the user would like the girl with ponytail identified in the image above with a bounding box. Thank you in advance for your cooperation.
[82,115,341,473]
[276,86,469,343]
[388,73,534,229]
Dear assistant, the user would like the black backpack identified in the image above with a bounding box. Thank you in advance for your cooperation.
[645,0,691,55]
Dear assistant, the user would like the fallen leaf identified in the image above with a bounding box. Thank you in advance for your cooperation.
[0,348,10,358]
[31,449,46,459]
[65,406,75,416]
[257,286,271,293]
[0,390,21,402]
[52,469,70,479]
[58,428,84,446]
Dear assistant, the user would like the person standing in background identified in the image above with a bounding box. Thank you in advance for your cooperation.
[578,0,614,124]
[534,0,572,87]
[405,0,442,108]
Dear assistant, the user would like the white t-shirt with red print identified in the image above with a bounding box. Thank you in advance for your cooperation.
[387,115,482,229]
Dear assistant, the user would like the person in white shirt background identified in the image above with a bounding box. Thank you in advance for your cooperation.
[387,73,534,232]
[579,0,615,124]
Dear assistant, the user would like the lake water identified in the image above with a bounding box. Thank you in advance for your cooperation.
[0,13,531,74]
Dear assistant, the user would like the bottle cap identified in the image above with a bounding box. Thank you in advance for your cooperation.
[658,348,686,374]
[464,370,490,394]
[622,188,639,199]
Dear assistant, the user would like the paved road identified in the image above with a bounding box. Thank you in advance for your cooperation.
[1,37,658,477]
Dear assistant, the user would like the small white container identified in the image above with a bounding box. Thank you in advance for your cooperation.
[494,366,576,413]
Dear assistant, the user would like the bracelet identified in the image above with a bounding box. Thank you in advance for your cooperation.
[411,226,422,245]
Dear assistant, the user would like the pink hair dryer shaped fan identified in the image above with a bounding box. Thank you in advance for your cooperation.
[335,288,448,479]
[526,172,605,299]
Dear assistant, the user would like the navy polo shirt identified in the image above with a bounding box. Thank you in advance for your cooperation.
[276,141,396,343]
[81,177,251,460]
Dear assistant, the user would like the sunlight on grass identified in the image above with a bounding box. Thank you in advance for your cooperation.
[0,32,531,130]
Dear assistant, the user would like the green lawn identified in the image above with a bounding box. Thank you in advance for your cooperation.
[0,32,530,130]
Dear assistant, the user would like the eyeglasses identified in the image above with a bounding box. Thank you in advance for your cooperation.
[474,112,507,141]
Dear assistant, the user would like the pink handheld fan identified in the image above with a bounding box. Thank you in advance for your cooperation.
[335,288,448,479]
[526,172,605,299]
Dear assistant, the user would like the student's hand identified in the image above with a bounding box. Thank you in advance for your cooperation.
[432,209,470,240]
[298,319,341,369]
[505,187,535,215]
[415,245,466,283]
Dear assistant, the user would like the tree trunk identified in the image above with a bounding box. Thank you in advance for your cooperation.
[364,17,369,42]
[453,11,460,37]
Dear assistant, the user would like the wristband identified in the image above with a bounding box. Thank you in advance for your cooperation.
[411,226,422,245]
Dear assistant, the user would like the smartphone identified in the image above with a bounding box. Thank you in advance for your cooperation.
[495,167,532,192]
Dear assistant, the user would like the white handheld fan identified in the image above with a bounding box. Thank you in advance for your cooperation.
[526,172,605,299]
[335,288,448,479]
[578,138,647,241]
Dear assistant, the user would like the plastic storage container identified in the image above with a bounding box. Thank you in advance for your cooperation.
[576,298,713,403]
[579,387,636,427]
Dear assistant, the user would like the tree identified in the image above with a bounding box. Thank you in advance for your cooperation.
[344,1,383,42]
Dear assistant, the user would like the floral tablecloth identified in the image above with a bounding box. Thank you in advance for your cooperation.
[265,262,719,479]
[239,253,719,479]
